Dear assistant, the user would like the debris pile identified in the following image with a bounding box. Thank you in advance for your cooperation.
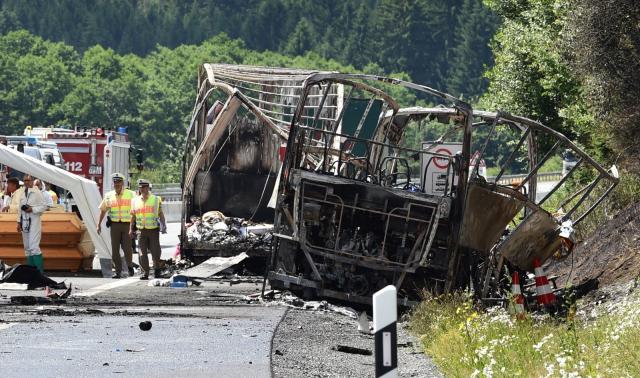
[249,290,359,319]
[158,256,194,277]
[147,274,200,288]
[185,210,272,256]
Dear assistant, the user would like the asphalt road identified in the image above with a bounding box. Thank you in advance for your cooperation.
[159,222,182,258]
[0,277,283,378]
[0,306,282,378]
[0,222,439,377]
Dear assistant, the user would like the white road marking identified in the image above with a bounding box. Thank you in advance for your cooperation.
[0,323,16,331]
[72,277,138,297]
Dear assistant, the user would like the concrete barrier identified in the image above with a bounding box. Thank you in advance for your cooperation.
[162,201,182,223]
[154,185,182,201]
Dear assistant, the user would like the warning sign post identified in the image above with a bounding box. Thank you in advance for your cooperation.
[421,142,462,196]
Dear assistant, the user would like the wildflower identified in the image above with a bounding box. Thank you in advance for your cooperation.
[476,345,488,358]
[533,334,554,352]
[544,363,555,377]
[556,356,567,368]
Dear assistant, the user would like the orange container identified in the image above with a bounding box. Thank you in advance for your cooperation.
[0,212,88,271]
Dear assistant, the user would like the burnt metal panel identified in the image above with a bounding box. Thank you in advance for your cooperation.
[459,182,525,253]
[496,209,562,271]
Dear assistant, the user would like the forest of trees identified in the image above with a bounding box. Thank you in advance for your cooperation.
[0,0,498,99]
[0,0,638,206]
[0,30,381,179]
[480,0,639,208]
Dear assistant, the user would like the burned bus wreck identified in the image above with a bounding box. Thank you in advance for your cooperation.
[181,64,618,305]
[266,74,469,303]
[266,73,619,304]
[180,65,338,261]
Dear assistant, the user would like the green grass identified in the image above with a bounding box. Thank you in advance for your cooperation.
[410,289,640,377]
[485,156,564,178]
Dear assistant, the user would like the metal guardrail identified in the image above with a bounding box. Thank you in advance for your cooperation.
[151,173,564,200]
[153,184,181,201]
[488,172,562,186]
[152,182,180,189]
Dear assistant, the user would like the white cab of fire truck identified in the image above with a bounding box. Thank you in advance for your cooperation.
[0,135,59,179]
[26,126,131,196]
[37,141,65,170]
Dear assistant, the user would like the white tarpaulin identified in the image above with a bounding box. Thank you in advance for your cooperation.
[0,144,111,259]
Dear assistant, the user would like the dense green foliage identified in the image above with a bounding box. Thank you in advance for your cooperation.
[482,0,639,167]
[482,0,639,211]
[1,0,638,191]
[481,1,580,139]
[0,30,374,174]
[0,0,498,99]
[566,0,640,174]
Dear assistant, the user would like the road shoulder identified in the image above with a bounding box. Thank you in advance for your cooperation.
[271,307,441,377]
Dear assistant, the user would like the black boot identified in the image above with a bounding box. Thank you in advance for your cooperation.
[154,269,162,278]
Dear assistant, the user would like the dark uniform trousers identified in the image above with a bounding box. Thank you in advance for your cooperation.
[138,228,161,276]
[110,222,133,274]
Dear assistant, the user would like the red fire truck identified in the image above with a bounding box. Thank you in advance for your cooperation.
[26,127,132,195]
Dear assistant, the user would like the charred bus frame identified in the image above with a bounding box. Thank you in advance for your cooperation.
[181,64,618,305]
[266,73,618,304]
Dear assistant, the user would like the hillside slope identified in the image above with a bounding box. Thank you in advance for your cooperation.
[549,202,640,290]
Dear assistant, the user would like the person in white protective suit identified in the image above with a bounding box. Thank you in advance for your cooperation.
[16,174,48,272]
[34,179,54,208]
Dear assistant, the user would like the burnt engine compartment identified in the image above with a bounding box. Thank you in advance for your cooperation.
[190,117,279,222]
[193,170,276,222]
[182,114,281,263]
[269,173,449,302]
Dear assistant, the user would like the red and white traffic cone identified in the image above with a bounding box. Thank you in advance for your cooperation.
[533,258,557,310]
[511,271,526,320]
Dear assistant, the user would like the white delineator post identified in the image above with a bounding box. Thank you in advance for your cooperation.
[373,285,398,378]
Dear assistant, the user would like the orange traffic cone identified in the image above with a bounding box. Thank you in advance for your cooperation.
[533,258,557,309]
[511,271,526,320]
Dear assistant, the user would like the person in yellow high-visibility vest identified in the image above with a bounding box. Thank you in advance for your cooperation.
[45,182,58,204]
[97,173,136,279]
[129,179,167,280]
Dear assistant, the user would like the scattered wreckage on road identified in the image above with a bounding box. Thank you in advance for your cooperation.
[181,64,619,305]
